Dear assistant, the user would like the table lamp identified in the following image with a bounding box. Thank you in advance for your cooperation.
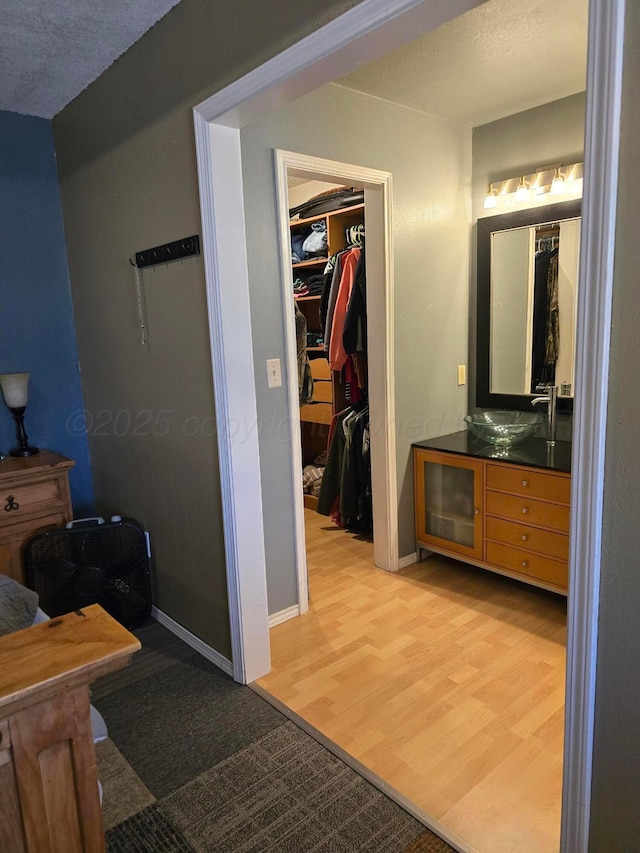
[0,373,39,457]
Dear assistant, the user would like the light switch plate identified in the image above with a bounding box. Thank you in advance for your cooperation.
[457,364,466,386]
[267,358,282,388]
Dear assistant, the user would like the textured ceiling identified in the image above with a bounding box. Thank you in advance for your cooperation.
[0,0,588,124]
[0,0,181,118]
[337,0,588,127]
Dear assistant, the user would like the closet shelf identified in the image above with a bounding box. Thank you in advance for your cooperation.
[293,258,327,269]
[290,202,365,229]
[295,295,321,303]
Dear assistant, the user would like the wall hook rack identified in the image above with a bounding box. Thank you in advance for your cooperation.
[129,235,200,269]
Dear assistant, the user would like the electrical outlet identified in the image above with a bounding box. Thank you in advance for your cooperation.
[457,364,466,386]
[267,358,282,388]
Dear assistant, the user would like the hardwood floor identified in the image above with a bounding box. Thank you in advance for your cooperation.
[256,510,566,853]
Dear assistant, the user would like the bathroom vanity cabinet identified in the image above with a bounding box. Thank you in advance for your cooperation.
[413,433,571,594]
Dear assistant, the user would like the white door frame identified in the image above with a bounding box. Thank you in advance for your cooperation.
[274,150,396,613]
[561,1,624,849]
[192,0,624,849]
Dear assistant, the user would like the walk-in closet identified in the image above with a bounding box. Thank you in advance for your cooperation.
[289,179,374,550]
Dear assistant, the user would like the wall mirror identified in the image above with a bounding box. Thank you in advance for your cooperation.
[476,199,581,412]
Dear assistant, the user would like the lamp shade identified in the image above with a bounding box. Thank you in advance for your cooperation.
[0,373,30,408]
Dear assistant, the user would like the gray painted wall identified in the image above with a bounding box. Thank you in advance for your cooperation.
[240,83,471,611]
[589,1,640,845]
[470,93,586,437]
[53,0,364,656]
[49,0,640,841]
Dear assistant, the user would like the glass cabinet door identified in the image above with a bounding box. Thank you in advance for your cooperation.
[414,449,483,559]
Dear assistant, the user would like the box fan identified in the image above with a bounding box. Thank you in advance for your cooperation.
[24,516,152,629]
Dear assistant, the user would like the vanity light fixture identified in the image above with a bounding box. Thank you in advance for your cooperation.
[550,168,566,195]
[483,184,498,209]
[482,162,583,209]
[515,177,530,201]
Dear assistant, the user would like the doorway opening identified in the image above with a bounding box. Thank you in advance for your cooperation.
[193,0,623,850]
[271,151,397,621]
[238,74,578,852]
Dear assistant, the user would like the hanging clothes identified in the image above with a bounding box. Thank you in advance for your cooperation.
[320,226,365,356]
[343,250,367,356]
[316,222,370,530]
[317,403,371,532]
[531,247,558,391]
[321,252,345,351]
[328,246,361,371]
[544,253,560,368]
[295,302,313,405]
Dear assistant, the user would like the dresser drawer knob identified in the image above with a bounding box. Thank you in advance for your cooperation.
[474,508,480,515]
[521,507,528,514]
[522,480,528,487]
[521,534,528,541]
[4,495,19,512]
[521,560,528,568]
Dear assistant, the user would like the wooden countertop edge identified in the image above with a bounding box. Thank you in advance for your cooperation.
[0,605,140,717]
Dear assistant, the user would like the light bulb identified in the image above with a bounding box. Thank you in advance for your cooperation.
[551,169,565,195]
[483,185,497,209]
[515,177,529,201]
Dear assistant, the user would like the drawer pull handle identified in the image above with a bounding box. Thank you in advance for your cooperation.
[521,507,528,514]
[521,534,528,541]
[522,480,529,487]
[4,495,19,512]
[521,560,528,568]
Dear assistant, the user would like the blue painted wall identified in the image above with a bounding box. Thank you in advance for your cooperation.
[0,111,94,514]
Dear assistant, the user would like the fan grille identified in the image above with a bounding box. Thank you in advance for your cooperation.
[24,521,152,629]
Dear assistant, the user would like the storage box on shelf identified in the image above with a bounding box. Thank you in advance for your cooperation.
[413,445,571,594]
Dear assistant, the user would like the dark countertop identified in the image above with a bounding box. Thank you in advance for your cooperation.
[412,431,572,473]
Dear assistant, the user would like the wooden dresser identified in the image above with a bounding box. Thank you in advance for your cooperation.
[0,605,140,853]
[413,434,571,595]
[0,452,74,586]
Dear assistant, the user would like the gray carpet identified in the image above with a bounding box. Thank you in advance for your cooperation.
[94,620,454,852]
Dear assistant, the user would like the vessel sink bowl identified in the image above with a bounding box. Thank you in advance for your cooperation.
[464,411,544,446]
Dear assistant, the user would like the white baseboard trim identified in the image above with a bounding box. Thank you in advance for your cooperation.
[249,683,474,853]
[268,604,301,628]
[151,606,234,677]
[397,552,417,569]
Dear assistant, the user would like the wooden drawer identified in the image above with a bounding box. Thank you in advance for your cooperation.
[0,453,74,586]
[486,464,570,504]
[487,541,568,590]
[486,516,569,561]
[300,402,332,424]
[486,490,570,533]
[0,476,64,522]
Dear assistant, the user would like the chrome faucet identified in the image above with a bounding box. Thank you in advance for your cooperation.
[531,385,558,447]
